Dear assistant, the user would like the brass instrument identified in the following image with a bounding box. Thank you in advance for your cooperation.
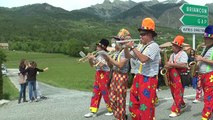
[115,39,140,43]
[78,51,98,63]
[78,50,116,63]
[188,61,196,66]
[160,49,169,86]
[160,67,167,75]
[188,43,204,77]
[107,50,116,57]
[188,61,197,77]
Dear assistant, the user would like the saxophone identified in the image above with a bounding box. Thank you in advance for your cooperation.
[188,43,204,77]
[160,49,169,86]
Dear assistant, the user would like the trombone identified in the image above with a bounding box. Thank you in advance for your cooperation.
[115,39,140,43]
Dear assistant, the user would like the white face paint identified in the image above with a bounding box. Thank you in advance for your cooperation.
[111,43,116,48]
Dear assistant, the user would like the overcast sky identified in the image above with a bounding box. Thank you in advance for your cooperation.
[0,0,212,11]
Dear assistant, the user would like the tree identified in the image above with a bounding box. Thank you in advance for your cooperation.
[65,39,85,57]
[0,49,6,99]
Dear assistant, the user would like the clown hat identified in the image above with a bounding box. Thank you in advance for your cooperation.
[138,18,157,37]
[171,35,184,47]
[112,28,131,40]
[96,39,109,51]
[204,25,213,39]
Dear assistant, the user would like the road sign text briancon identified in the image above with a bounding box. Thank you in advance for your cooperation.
[179,4,209,31]
[180,4,208,16]
[179,4,209,50]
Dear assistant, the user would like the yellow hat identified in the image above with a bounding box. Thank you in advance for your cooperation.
[113,28,131,40]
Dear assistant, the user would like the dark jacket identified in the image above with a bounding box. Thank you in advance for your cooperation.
[19,66,26,76]
[23,67,44,81]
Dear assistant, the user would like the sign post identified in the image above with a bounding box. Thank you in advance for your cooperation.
[193,34,195,50]
[179,3,208,50]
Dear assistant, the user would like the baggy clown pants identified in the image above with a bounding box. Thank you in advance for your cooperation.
[129,74,158,120]
[109,71,128,120]
[169,68,185,114]
[200,71,213,120]
[195,75,203,101]
[89,71,112,113]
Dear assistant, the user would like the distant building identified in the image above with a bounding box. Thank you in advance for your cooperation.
[0,43,9,49]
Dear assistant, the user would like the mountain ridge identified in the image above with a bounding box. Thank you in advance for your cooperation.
[0,1,212,54]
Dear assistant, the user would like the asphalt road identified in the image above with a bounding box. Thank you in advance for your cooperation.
[0,69,211,120]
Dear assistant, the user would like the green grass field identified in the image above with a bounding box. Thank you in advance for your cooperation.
[3,76,19,100]
[5,50,96,91]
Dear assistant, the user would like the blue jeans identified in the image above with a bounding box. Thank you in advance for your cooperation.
[192,76,198,89]
[28,80,37,100]
[19,83,27,101]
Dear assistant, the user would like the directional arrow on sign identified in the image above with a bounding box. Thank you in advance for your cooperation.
[179,3,209,50]
[179,15,208,27]
[180,4,208,16]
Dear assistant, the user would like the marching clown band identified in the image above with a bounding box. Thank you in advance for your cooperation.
[83,17,213,120]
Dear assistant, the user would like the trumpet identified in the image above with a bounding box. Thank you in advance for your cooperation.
[78,51,98,63]
[78,50,116,63]
[107,50,116,57]
[115,39,140,43]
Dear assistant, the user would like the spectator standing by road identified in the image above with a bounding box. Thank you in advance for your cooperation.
[23,61,48,102]
[18,59,28,103]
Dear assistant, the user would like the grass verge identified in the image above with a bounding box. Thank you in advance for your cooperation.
[3,76,18,100]
[5,50,95,91]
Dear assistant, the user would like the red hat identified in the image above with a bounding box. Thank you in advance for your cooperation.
[138,18,157,37]
[113,28,131,40]
[172,35,184,47]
